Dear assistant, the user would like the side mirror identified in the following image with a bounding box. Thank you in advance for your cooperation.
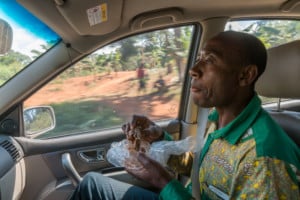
[0,18,13,55]
[24,106,56,138]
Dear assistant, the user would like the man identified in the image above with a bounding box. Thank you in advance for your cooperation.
[70,31,300,199]
[137,63,146,92]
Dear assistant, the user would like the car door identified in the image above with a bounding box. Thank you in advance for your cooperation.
[8,25,200,200]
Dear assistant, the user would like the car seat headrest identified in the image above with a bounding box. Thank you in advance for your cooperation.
[256,40,300,98]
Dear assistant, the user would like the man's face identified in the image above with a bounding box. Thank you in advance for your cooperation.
[189,36,242,108]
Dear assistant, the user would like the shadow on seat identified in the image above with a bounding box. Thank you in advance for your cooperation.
[267,110,300,147]
[256,40,300,147]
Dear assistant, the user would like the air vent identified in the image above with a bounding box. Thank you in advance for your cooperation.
[0,140,20,162]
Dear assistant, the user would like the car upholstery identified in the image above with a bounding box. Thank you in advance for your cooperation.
[256,40,300,146]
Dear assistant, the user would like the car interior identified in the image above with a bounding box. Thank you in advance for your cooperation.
[0,0,299,200]
[256,40,300,147]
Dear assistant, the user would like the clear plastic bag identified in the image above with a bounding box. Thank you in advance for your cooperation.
[106,136,196,167]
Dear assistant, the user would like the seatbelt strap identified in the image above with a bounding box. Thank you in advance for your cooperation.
[192,107,209,200]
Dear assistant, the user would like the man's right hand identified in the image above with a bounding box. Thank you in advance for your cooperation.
[122,115,163,143]
[125,152,173,190]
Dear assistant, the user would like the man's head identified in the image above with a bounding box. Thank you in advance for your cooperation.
[213,31,267,80]
[189,31,267,108]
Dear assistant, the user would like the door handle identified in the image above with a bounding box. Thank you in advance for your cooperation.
[78,148,105,163]
[61,153,82,186]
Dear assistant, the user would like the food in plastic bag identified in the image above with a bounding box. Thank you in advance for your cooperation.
[106,136,196,167]
[126,127,149,152]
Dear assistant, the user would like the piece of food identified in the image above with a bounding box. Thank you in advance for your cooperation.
[133,127,141,151]
[127,126,148,152]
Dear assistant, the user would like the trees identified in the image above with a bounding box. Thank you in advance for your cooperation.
[242,20,300,48]
[0,50,31,85]
[6,20,300,88]
[101,26,193,81]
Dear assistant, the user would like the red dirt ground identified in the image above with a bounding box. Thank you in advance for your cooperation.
[25,71,181,120]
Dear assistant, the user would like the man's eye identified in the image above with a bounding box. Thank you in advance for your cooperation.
[195,55,202,64]
[204,55,215,64]
[195,53,216,65]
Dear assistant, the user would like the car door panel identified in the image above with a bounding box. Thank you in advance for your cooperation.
[16,132,122,200]
[17,122,180,200]
[3,23,194,199]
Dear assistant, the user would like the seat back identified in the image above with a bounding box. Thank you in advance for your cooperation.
[256,40,300,147]
[267,110,300,147]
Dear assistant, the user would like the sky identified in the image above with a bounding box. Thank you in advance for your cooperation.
[0,0,255,58]
[0,0,59,58]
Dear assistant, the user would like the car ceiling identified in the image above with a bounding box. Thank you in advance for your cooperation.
[18,0,300,54]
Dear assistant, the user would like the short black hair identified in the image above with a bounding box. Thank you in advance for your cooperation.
[216,31,267,79]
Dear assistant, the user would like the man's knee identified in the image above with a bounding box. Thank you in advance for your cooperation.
[75,172,106,199]
[80,172,103,189]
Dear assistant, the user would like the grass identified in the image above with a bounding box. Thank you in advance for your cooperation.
[38,100,124,139]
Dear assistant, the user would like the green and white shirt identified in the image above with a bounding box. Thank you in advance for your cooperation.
[160,95,300,200]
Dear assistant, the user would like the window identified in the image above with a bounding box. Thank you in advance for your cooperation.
[24,25,195,138]
[226,19,300,104]
[0,0,60,86]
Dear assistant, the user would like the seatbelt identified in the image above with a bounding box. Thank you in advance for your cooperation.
[192,107,209,200]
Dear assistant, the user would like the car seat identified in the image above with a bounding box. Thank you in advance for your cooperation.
[256,40,300,147]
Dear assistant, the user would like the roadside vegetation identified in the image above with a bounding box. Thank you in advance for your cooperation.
[1,21,299,138]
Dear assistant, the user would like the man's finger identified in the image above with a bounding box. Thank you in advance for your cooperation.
[124,158,144,175]
[131,115,141,128]
[132,115,150,129]
[121,123,127,132]
[125,123,131,133]
[137,152,152,166]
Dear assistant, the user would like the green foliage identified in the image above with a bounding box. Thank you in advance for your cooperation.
[0,50,31,65]
[53,26,193,83]
[243,20,300,48]
[0,40,61,86]
[0,57,26,85]
[25,112,53,133]
[118,37,138,62]
[38,100,123,138]
[10,22,300,139]
[181,26,193,50]
[30,39,61,59]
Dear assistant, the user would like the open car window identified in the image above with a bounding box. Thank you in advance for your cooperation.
[24,25,195,139]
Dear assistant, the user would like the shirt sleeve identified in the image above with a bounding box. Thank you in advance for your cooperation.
[167,152,194,176]
[163,131,173,141]
[159,179,194,200]
[231,157,300,199]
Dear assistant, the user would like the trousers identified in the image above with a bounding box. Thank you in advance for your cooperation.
[69,172,159,200]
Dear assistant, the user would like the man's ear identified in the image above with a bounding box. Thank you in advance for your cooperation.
[238,65,258,86]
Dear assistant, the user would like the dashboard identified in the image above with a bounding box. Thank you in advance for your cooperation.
[0,135,25,200]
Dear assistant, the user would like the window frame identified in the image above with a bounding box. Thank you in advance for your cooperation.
[22,23,202,139]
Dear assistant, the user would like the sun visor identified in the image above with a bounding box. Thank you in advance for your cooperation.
[130,8,183,31]
[55,0,123,36]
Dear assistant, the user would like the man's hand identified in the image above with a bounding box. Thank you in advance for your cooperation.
[122,115,163,143]
[125,152,173,190]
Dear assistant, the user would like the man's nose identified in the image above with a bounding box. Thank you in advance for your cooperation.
[189,62,202,79]
[189,69,199,79]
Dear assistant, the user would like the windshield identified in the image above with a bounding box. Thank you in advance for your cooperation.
[0,0,60,86]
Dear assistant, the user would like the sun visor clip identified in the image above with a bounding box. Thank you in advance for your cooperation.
[280,0,300,12]
[54,0,66,6]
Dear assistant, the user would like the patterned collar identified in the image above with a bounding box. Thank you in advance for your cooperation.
[207,94,262,145]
